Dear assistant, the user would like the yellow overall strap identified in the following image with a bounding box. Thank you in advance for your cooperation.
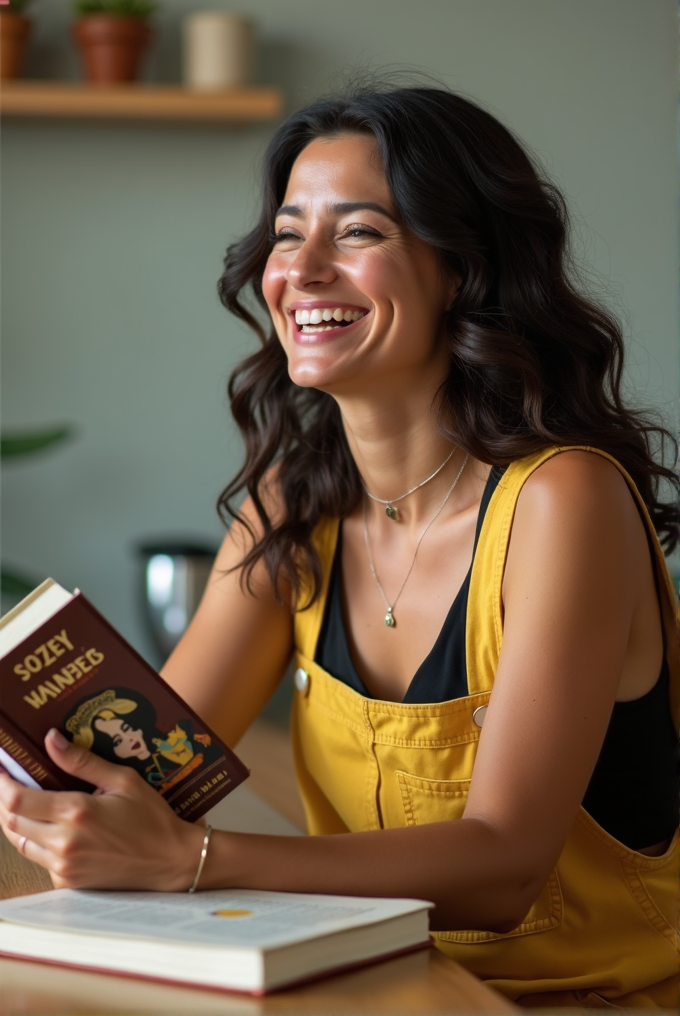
[294,517,340,662]
[466,445,680,728]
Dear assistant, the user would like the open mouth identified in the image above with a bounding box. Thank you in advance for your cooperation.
[293,306,367,333]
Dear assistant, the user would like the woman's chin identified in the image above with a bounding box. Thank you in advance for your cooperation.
[287,359,345,391]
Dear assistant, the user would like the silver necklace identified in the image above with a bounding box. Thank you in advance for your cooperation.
[361,447,455,521]
[363,453,469,628]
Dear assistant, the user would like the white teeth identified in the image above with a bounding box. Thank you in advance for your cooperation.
[293,307,366,327]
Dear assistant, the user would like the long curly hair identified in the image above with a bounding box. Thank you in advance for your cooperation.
[217,85,678,606]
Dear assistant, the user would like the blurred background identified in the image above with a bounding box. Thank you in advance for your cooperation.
[2,0,678,677]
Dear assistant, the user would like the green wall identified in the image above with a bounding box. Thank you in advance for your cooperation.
[2,0,678,661]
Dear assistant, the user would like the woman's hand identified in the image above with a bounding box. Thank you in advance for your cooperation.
[0,728,203,891]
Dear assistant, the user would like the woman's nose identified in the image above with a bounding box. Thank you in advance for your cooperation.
[286,238,338,289]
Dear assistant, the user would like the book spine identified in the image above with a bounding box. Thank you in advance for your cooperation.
[0,711,67,791]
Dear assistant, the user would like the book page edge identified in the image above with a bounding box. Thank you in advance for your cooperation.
[0,579,56,631]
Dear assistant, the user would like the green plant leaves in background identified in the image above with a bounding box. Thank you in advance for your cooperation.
[72,0,156,18]
[2,0,33,13]
[1,567,37,599]
[1,425,74,460]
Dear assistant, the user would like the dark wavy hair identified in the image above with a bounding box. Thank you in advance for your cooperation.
[217,85,678,606]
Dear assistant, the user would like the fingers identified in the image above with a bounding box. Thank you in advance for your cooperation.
[44,728,134,794]
[2,814,51,854]
[0,792,63,875]
[0,786,98,889]
[0,771,85,823]
[2,825,60,873]
[3,733,197,892]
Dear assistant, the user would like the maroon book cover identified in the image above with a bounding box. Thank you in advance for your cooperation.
[0,592,249,820]
[0,710,65,792]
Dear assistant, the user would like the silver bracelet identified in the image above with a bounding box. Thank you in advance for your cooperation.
[188,824,212,893]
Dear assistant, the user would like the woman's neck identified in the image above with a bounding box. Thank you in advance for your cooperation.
[336,390,470,529]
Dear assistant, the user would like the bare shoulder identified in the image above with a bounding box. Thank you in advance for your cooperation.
[512,451,646,556]
[505,448,648,610]
[518,449,635,510]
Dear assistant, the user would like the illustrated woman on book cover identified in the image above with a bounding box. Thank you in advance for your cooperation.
[1,83,678,1009]
[63,688,219,795]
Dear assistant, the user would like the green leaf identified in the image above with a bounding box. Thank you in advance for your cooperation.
[72,0,156,17]
[1,426,74,460]
[1,567,37,599]
[3,1,33,12]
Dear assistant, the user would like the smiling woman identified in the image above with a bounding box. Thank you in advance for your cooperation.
[263,135,455,400]
[0,84,678,1009]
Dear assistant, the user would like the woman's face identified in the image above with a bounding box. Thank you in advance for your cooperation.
[262,133,457,395]
[94,717,151,761]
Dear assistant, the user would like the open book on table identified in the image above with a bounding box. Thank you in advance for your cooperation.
[0,888,432,994]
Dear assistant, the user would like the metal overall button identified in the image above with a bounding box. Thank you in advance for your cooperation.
[294,667,310,696]
[472,705,487,727]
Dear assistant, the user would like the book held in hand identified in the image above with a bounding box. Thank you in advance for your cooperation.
[0,579,249,821]
[0,888,433,994]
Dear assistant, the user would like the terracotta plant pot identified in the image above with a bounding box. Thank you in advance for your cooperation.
[0,13,31,81]
[72,16,152,86]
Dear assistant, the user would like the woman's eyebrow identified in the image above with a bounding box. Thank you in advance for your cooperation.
[276,201,398,221]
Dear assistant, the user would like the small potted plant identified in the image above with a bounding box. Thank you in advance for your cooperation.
[0,0,33,81]
[71,0,155,85]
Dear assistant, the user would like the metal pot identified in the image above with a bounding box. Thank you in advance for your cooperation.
[137,540,216,663]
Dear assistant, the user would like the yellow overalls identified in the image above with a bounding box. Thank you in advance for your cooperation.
[291,447,680,1008]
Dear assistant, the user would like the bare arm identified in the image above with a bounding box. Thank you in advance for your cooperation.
[160,495,294,746]
[0,453,660,932]
[175,452,654,930]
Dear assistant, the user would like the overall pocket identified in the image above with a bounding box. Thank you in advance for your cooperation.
[397,770,563,942]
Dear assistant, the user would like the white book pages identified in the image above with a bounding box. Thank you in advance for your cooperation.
[0,747,41,788]
[0,580,74,658]
[0,888,428,948]
[0,888,432,992]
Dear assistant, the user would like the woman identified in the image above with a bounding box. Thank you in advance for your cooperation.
[64,688,158,769]
[1,87,678,1007]
[63,687,218,793]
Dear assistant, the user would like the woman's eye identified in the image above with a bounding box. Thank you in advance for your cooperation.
[341,226,381,240]
[113,736,122,747]
[270,230,301,246]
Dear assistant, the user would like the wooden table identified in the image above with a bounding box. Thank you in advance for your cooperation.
[0,722,515,1014]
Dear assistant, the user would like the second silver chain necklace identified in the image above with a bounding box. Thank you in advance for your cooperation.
[363,453,469,628]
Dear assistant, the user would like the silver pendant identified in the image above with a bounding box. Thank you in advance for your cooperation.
[384,607,396,627]
[385,505,398,521]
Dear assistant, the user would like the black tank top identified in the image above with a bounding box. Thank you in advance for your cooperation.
[317,467,679,849]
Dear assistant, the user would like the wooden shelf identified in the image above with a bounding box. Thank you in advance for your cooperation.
[0,81,283,122]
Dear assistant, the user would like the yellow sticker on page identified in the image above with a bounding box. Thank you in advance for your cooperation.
[211,909,253,918]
